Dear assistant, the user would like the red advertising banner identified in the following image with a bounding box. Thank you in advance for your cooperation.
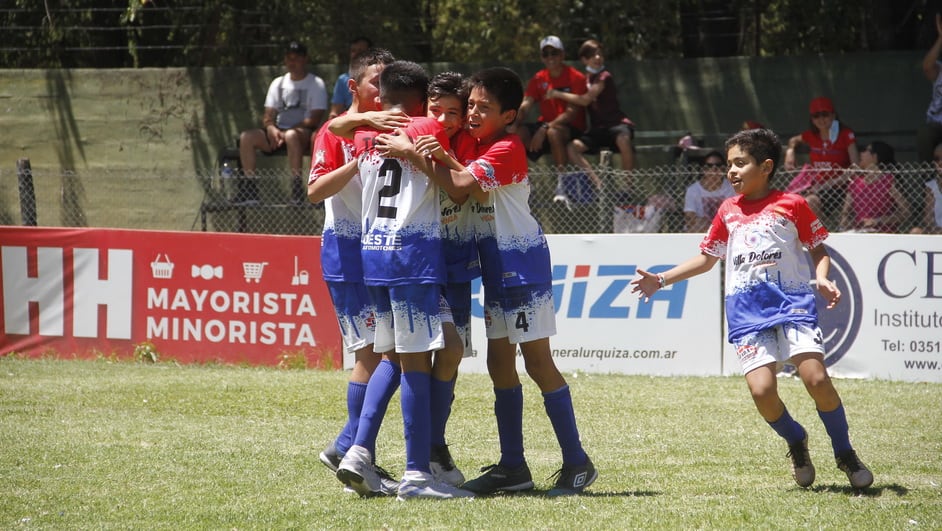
[0,227,341,366]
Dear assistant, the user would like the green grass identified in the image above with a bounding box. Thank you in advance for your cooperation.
[1,357,940,530]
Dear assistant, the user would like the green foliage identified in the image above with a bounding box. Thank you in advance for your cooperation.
[1,357,941,529]
[0,0,933,68]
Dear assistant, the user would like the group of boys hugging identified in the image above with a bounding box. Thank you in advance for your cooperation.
[306,41,874,501]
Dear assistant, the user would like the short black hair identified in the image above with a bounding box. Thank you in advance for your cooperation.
[379,60,429,112]
[867,140,896,165]
[724,128,782,179]
[350,48,395,83]
[469,67,523,114]
[428,71,469,110]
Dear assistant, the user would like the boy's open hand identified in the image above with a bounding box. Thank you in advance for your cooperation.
[375,131,413,158]
[414,135,445,161]
[630,268,660,302]
[363,110,411,131]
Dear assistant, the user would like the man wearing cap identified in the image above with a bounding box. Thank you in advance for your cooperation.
[238,40,328,203]
[511,35,587,201]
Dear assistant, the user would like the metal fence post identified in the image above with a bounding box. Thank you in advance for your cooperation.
[16,158,37,226]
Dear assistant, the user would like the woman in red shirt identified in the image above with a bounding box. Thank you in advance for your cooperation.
[784,97,860,224]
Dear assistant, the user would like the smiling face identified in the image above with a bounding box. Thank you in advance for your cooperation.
[726,144,773,200]
[467,86,514,143]
[700,154,727,190]
[811,110,835,135]
[427,94,465,139]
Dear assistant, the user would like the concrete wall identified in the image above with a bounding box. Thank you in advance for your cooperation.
[0,51,928,229]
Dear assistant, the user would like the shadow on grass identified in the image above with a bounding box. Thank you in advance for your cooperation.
[810,483,908,497]
[481,489,661,499]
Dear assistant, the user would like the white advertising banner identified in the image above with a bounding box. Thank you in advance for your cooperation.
[722,234,942,382]
[460,234,725,376]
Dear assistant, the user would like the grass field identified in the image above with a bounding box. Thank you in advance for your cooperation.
[1,357,940,530]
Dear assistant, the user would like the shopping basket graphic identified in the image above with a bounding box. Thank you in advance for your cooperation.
[242,262,268,283]
[150,254,174,279]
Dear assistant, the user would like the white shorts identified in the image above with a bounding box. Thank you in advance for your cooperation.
[368,284,445,354]
[483,282,556,344]
[326,281,376,353]
[732,322,826,375]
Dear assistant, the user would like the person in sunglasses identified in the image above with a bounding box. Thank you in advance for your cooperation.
[509,35,588,204]
[782,97,860,225]
[683,150,735,232]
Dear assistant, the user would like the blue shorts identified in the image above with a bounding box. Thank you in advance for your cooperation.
[482,282,556,344]
[326,281,375,353]
[368,284,445,354]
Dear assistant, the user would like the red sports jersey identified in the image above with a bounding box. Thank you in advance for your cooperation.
[524,66,588,131]
[800,126,856,183]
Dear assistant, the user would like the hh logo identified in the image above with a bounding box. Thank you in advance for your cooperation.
[2,246,133,339]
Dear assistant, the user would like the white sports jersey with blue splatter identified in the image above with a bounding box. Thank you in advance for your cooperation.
[466,134,552,288]
[309,117,362,282]
[700,190,829,342]
[355,117,449,286]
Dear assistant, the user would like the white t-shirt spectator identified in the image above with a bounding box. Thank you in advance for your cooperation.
[264,73,328,129]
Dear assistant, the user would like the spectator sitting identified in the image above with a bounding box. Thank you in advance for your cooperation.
[327,36,372,120]
[910,142,942,234]
[238,40,327,203]
[683,150,734,233]
[544,39,635,204]
[838,141,909,233]
[510,35,588,205]
[784,96,859,224]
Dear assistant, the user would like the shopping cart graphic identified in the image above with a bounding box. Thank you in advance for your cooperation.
[242,262,268,283]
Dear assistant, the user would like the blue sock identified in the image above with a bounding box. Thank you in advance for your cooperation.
[543,385,588,466]
[767,406,806,446]
[335,381,368,454]
[429,377,455,448]
[401,370,432,473]
[495,385,525,469]
[817,403,853,456]
[352,359,401,456]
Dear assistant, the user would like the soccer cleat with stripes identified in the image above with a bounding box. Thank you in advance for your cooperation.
[336,445,384,497]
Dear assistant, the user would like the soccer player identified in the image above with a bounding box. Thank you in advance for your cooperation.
[426,67,597,497]
[631,128,874,490]
[372,71,480,487]
[334,60,474,500]
[307,48,400,496]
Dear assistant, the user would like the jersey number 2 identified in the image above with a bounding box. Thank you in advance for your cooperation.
[377,159,402,219]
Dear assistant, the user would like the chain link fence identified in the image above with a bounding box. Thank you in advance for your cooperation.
[3,154,940,236]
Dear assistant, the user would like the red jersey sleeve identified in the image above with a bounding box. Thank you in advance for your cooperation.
[467,135,529,191]
[309,118,349,182]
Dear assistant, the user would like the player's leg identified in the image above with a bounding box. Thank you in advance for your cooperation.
[788,325,872,488]
[509,283,594,496]
[336,286,401,497]
[392,284,472,500]
[320,281,379,472]
[738,327,813,486]
[461,286,533,495]
[429,290,465,486]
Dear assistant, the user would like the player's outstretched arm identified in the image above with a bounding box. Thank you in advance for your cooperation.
[630,253,718,302]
